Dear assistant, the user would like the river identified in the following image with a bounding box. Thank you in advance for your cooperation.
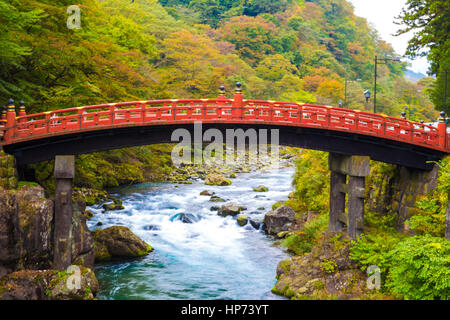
[87,166,294,300]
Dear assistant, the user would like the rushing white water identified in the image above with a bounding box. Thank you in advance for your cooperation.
[87,166,294,300]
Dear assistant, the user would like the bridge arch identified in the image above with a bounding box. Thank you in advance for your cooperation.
[0,88,448,169]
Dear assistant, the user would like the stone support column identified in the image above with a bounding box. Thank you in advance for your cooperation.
[53,155,75,270]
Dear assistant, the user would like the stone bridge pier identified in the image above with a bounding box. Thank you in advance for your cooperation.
[328,153,371,239]
[53,155,75,270]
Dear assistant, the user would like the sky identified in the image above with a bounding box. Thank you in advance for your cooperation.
[348,0,430,75]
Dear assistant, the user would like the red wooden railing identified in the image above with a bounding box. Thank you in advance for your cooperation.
[0,92,449,153]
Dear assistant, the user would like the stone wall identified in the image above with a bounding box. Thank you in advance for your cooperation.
[366,161,439,233]
[0,149,18,189]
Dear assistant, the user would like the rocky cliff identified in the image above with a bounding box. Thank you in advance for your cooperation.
[0,184,97,299]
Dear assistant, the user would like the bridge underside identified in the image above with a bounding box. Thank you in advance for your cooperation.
[3,123,446,170]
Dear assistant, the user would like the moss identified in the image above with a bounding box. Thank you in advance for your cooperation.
[135,244,154,256]
[279,259,292,274]
[17,181,39,189]
[26,144,175,195]
[272,201,284,210]
[313,280,325,290]
[321,258,337,274]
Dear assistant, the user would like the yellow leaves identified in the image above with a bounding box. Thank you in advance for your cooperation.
[316,79,344,103]
[427,243,442,250]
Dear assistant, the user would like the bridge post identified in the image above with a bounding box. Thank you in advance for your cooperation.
[329,153,370,239]
[18,101,26,123]
[4,99,16,142]
[53,155,75,270]
[438,111,447,148]
[232,82,243,119]
[329,168,346,232]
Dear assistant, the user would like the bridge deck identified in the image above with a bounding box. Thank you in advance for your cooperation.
[0,97,448,168]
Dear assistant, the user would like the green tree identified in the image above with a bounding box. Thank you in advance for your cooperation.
[0,0,43,99]
[395,0,450,113]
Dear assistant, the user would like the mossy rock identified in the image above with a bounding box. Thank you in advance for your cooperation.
[200,190,214,196]
[102,199,125,211]
[236,215,249,226]
[204,174,232,186]
[253,185,269,192]
[209,195,225,202]
[92,226,153,262]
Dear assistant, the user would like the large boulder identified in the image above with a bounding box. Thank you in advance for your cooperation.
[204,174,232,186]
[263,205,296,236]
[0,267,98,300]
[92,226,153,262]
[218,203,246,217]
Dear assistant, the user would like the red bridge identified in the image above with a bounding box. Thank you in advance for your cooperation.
[1,85,449,169]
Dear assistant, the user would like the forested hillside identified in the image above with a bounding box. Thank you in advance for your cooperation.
[0,0,440,190]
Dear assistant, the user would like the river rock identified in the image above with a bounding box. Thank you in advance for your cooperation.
[0,267,98,300]
[204,174,232,186]
[249,219,261,230]
[253,185,269,192]
[209,195,225,202]
[263,205,296,236]
[170,213,200,224]
[218,203,246,217]
[143,225,161,231]
[92,226,153,262]
[102,198,124,211]
[200,190,214,196]
[236,215,249,226]
[210,206,220,211]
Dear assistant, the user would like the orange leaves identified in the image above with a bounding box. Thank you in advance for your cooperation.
[217,16,279,66]
[316,79,345,104]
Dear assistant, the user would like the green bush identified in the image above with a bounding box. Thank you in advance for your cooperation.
[408,198,446,237]
[291,150,329,214]
[282,213,328,255]
[407,157,449,237]
[350,232,404,276]
[386,235,450,300]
